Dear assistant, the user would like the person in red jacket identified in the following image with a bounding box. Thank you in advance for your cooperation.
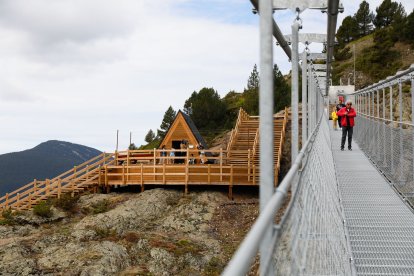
[336,100,357,151]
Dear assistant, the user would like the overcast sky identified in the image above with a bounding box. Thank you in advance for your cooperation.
[0,0,413,154]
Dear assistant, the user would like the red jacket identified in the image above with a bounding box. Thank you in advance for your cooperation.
[336,107,356,127]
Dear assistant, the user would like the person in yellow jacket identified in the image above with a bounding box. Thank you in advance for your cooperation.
[331,107,338,130]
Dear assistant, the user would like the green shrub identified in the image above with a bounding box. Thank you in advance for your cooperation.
[33,201,53,218]
[53,194,79,212]
[2,208,13,220]
[91,199,111,214]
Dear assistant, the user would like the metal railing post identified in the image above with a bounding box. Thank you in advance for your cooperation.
[411,76,414,180]
[390,86,394,175]
[258,0,274,274]
[302,50,308,146]
[291,20,300,162]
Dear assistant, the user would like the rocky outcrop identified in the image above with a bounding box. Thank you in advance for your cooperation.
[0,188,259,275]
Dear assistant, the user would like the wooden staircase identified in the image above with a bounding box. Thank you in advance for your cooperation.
[0,153,115,211]
[226,107,288,185]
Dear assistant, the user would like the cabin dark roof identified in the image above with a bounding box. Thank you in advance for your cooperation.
[159,110,208,149]
[179,111,208,149]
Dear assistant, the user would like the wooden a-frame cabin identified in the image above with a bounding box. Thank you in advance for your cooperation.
[159,110,208,157]
[0,108,289,212]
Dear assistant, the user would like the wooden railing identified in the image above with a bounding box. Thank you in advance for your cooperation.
[274,107,289,185]
[226,108,250,153]
[0,114,290,211]
[0,153,115,211]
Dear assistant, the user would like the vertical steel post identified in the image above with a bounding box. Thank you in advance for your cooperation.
[390,86,394,175]
[398,79,403,182]
[399,80,403,128]
[308,64,312,132]
[383,88,385,119]
[383,87,386,165]
[377,89,380,118]
[302,51,308,146]
[390,86,393,123]
[258,0,274,273]
[291,21,300,162]
[411,76,414,181]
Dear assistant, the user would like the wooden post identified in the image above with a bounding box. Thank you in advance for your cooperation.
[153,149,156,181]
[127,150,130,166]
[185,162,189,185]
[28,193,32,209]
[33,179,37,193]
[16,193,20,208]
[186,148,189,165]
[46,179,50,196]
[163,163,166,184]
[153,148,156,165]
[220,148,223,181]
[208,164,211,184]
[122,163,126,185]
[104,165,108,187]
[98,166,102,185]
[140,163,144,185]
[58,179,62,199]
[185,163,189,194]
[230,165,233,186]
[5,193,9,209]
[229,165,234,200]
[253,165,256,185]
[115,150,119,164]
[248,149,251,181]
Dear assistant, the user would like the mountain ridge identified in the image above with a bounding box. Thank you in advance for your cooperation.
[0,140,101,196]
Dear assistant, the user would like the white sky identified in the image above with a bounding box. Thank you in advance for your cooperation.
[0,0,413,154]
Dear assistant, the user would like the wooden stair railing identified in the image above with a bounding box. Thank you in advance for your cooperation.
[0,152,115,211]
[226,108,250,154]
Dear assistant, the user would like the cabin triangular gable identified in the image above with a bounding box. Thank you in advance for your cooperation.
[159,110,207,150]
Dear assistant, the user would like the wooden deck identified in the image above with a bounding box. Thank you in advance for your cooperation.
[0,108,288,211]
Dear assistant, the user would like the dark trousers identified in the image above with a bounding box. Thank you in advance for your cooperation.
[341,126,353,149]
[337,116,342,127]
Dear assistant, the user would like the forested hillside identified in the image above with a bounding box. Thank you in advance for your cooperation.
[333,0,414,88]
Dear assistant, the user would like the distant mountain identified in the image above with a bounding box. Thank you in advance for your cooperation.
[0,140,101,196]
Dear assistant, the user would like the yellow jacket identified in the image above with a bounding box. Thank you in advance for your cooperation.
[331,111,338,120]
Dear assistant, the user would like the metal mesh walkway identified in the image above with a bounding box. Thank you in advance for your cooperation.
[331,127,414,275]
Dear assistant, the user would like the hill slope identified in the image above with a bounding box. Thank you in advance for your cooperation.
[0,140,101,196]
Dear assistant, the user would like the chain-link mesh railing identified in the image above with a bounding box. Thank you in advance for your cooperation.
[354,115,414,201]
[271,116,353,275]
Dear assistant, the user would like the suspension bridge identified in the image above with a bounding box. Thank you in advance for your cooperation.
[224,0,414,275]
[0,1,413,275]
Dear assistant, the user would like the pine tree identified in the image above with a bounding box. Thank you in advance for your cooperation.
[157,106,176,139]
[402,9,414,44]
[128,143,138,150]
[354,1,374,37]
[374,0,406,29]
[183,88,227,130]
[247,64,260,90]
[336,16,359,45]
[273,64,290,113]
[144,129,155,143]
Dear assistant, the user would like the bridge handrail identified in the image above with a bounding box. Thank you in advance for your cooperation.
[358,112,414,127]
[222,115,322,276]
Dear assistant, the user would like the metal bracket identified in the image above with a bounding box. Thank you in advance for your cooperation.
[307,53,326,61]
[273,0,344,13]
[284,33,326,45]
[273,0,327,13]
[311,64,328,71]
